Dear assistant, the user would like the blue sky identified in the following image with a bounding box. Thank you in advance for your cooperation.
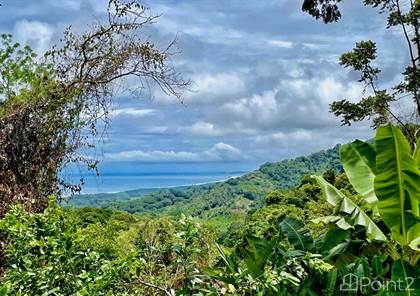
[0,0,408,176]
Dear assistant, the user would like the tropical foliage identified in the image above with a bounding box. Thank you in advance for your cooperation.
[0,1,419,295]
[1,126,419,295]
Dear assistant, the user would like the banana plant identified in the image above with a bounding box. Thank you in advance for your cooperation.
[413,137,420,168]
[315,125,420,250]
[313,125,420,295]
[340,140,377,206]
[279,218,313,251]
[374,125,420,248]
[312,175,387,242]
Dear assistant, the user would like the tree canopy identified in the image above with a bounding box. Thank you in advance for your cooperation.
[0,0,188,216]
[302,0,420,144]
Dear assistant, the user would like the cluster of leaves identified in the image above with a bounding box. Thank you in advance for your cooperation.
[206,125,420,295]
[0,199,135,295]
[0,125,418,295]
[303,0,420,144]
[0,200,219,296]
[0,34,66,216]
[206,219,335,295]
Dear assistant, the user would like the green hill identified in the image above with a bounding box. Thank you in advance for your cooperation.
[63,187,185,207]
[70,144,341,218]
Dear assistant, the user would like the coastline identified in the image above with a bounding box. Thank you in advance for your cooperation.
[77,173,245,196]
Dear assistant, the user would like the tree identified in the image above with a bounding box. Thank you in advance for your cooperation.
[0,0,188,216]
[302,0,343,23]
[302,0,420,144]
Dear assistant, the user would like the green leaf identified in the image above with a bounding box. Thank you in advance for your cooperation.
[374,125,420,245]
[391,259,420,295]
[215,244,238,275]
[322,229,350,255]
[407,224,420,251]
[324,242,349,260]
[311,215,353,230]
[314,176,387,241]
[409,237,420,252]
[325,270,337,296]
[340,140,377,205]
[372,256,389,279]
[414,137,420,167]
[280,218,313,251]
[0,282,10,296]
[242,236,276,278]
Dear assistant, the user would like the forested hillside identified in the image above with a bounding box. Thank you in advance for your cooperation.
[1,0,419,295]
[73,144,342,217]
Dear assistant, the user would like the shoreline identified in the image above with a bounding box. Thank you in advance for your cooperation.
[76,174,244,196]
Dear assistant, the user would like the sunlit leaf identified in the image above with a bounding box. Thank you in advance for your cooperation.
[314,176,387,241]
[374,125,420,245]
[340,140,377,205]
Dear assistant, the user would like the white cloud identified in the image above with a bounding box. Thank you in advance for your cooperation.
[178,120,260,137]
[144,126,168,133]
[153,72,246,105]
[218,76,364,131]
[222,89,280,127]
[110,108,156,118]
[255,129,312,147]
[179,121,221,136]
[314,77,364,104]
[266,39,293,48]
[203,142,244,161]
[104,142,245,162]
[13,20,55,54]
[186,72,245,104]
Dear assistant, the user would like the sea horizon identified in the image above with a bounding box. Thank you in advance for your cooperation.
[70,171,247,194]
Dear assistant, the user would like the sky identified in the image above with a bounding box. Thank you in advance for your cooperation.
[0,0,409,178]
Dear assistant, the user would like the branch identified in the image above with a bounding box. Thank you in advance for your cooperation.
[394,0,420,116]
[122,279,173,296]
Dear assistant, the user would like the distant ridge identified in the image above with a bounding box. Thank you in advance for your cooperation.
[67,144,342,218]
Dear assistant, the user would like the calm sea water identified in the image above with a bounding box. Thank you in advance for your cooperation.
[73,172,245,194]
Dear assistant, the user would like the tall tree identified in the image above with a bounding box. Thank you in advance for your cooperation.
[0,0,188,216]
[302,0,420,143]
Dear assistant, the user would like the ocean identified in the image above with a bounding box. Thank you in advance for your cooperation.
[72,171,246,194]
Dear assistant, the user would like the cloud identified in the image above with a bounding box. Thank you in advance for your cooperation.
[13,20,55,54]
[1,0,404,168]
[266,39,293,48]
[104,142,246,162]
[179,121,222,136]
[254,129,312,147]
[45,0,108,13]
[154,72,246,105]
[110,108,156,118]
[188,72,245,103]
[203,142,244,161]
[217,76,364,131]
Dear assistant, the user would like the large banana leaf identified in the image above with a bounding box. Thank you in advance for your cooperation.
[340,140,377,205]
[414,137,420,168]
[374,125,420,245]
[313,176,387,242]
[311,215,353,230]
[279,218,313,251]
